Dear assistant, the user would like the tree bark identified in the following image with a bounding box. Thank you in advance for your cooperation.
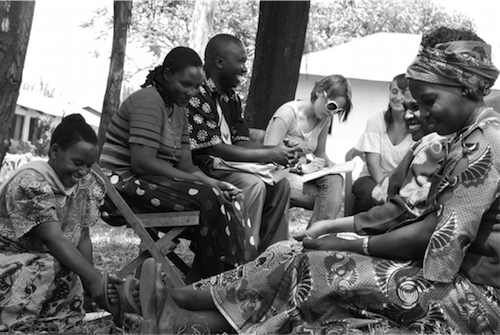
[189,0,215,59]
[0,1,35,166]
[245,1,310,129]
[97,0,133,153]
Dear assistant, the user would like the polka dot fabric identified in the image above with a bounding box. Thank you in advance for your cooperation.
[107,172,258,273]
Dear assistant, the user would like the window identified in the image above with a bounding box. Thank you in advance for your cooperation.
[9,115,25,140]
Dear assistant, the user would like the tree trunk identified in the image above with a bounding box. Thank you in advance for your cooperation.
[189,0,215,59]
[245,1,310,129]
[0,1,35,166]
[97,0,133,153]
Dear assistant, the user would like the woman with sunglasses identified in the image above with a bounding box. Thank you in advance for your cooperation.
[351,74,415,214]
[263,75,353,226]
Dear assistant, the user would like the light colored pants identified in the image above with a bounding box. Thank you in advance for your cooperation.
[211,170,290,253]
[287,172,344,227]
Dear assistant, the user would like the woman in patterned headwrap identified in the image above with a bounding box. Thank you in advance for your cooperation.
[117,27,500,335]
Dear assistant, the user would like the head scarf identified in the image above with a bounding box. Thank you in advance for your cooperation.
[406,40,499,96]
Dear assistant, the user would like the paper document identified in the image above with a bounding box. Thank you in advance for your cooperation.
[302,160,356,183]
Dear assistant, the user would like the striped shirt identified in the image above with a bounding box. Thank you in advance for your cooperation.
[100,87,191,181]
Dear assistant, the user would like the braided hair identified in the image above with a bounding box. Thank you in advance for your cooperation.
[50,114,97,150]
[141,46,202,107]
[141,46,202,89]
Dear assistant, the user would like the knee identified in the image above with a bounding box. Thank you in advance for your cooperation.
[322,174,344,188]
[276,178,291,194]
[352,178,374,197]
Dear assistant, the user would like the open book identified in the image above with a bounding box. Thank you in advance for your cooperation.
[302,160,356,183]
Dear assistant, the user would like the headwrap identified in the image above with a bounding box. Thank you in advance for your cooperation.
[406,40,499,96]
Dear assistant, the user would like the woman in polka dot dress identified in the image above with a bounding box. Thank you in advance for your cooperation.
[99,47,257,282]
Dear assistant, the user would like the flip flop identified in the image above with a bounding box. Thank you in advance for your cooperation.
[139,258,169,334]
[102,270,141,328]
[123,276,142,315]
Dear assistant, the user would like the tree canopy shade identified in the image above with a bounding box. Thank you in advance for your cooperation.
[81,0,475,133]
[245,1,311,129]
[0,1,35,166]
[97,0,133,153]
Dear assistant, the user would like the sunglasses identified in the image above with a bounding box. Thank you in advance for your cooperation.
[323,92,344,114]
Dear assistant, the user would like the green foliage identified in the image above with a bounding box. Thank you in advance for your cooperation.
[305,0,475,53]
[15,140,36,155]
[30,115,53,157]
[83,0,475,105]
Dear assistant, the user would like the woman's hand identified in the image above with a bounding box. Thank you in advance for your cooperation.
[302,157,326,174]
[204,178,242,203]
[217,181,243,202]
[302,234,350,252]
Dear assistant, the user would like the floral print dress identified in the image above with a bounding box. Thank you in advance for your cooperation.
[0,165,106,330]
[194,112,500,334]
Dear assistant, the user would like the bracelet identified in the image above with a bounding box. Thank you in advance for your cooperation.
[362,236,370,256]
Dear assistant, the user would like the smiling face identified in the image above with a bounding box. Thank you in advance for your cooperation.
[164,66,204,107]
[49,140,99,188]
[409,79,475,135]
[389,79,406,112]
[218,42,248,90]
[403,90,429,141]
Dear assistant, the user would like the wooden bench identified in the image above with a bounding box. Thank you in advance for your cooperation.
[92,164,199,287]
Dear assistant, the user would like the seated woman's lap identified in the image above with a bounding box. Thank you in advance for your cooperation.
[121,175,257,268]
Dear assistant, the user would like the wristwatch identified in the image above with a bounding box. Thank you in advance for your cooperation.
[296,163,303,175]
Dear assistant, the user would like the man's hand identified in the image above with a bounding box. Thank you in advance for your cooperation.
[270,143,303,166]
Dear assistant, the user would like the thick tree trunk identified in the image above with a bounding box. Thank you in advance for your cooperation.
[189,0,215,59]
[97,0,133,153]
[0,1,35,166]
[245,1,310,129]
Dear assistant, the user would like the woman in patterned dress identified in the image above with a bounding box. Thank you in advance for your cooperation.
[123,27,500,335]
[99,46,257,282]
[0,115,121,331]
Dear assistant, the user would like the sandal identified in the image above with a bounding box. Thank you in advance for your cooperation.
[102,270,142,328]
[139,258,169,335]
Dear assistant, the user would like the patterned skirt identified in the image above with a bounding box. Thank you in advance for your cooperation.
[0,250,85,330]
[108,173,258,270]
[194,240,500,334]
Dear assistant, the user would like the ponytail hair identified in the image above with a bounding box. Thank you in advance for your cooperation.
[50,114,97,150]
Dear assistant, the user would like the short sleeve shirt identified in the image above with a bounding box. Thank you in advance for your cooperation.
[355,111,414,178]
[100,87,191,182]
[0,166,106,252]
[187,77,250,151]
[264,100,331,153]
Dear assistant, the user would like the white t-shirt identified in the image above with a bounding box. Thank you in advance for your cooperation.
[264,100,331,153]
[355,111,414,178]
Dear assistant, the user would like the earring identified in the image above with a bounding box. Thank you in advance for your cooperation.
[462,89,467,96]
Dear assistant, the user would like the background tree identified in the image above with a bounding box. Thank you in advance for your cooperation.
[97,0,133,153]
[245,1,310,129]
[83,0,474,127]
[0,1,35,166]
[189,0,216,58]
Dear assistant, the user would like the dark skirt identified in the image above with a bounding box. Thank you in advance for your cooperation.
[102,173,258,270]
